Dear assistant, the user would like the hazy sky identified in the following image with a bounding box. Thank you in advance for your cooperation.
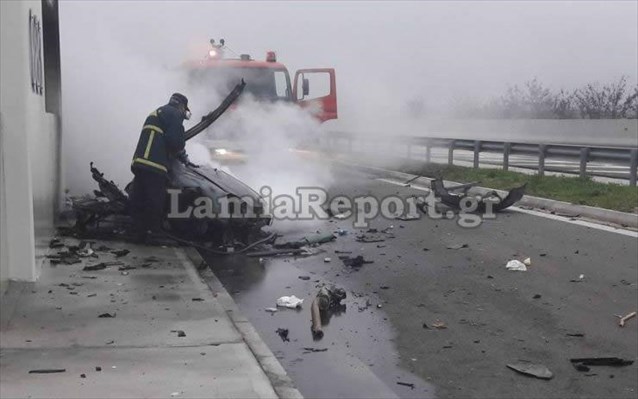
[61,0,637,118]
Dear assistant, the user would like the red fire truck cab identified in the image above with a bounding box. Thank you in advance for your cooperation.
[184,40,338,123]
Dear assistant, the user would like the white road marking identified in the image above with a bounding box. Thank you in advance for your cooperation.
[376,177,638,238]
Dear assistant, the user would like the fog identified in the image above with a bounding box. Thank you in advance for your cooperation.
[60,0,638,194]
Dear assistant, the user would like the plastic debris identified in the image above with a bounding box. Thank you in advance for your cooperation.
[276,233,336,249]
[523,257,532,266]
[83,261,123,271]
[446,243,469,250]
[302,347,328,353]
[29,369,66,374]
[507,363,554,380]
[618,311,636,327]
[171,330,186,337]
[571,357,634,372]
[396,381,415,389]
[276,295,304,309]
[506,260,527,271]
[111,249,130,258]
[570,274,585,282]
[276,328,290,342]
[339,255,373,268]
[431,320,447,329]
[49,239,65,249]
[324,257,331,263]
[265,307,278,313]
[77,248,94,257]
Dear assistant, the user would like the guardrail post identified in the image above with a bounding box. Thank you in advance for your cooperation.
[503,143,511,171]
[448,140,455,166]
[425,140,431,164]
[538,144,547,177]
[473,141,481,169]
[630,149,638,187]
[579,147,590,179]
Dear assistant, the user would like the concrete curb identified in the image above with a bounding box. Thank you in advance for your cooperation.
[182,247,304,399]
[332,159,638,229]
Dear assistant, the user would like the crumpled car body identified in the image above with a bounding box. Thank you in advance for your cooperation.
[69,80,271,246]
[70,161,271,246]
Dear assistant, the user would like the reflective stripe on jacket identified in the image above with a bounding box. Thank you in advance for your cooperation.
[131,104,185,174]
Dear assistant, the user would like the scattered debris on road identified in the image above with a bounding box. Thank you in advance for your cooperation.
[446,243,468,250]
[265,308,278,313]
[570,274,585,282]
[396,381,415,389]
[276,328,290,342]
[98,312,116,318]
[111,249,130,258]
[617,311,636,327]
[298,276,311,281]
[506,260,527,271]
[49,239,65,249]
[339,255,373,269]
[276,233,336,249]
[571,357,634,372]
[431,320,447,329]
[171,330,187,338]
[302,347,328,353]
[29,369,66,374]
[276,295,304,309]
[507,363,554,380]
[83,261,123,271]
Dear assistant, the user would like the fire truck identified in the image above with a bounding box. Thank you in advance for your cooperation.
[183,39,337,163]
[185,39,337,122]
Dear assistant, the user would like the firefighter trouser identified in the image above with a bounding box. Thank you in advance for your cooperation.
[130,169,168,236]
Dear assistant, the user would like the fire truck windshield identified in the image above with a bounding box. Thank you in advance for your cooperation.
[188,67,292,102]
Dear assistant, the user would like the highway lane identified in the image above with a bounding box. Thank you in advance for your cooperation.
[201,165,637,398]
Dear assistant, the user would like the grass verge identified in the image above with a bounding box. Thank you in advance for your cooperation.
[395,161,638,213]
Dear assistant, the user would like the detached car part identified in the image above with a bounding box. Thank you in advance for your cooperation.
[431,177,527,212]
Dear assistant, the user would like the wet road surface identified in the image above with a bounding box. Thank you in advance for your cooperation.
[201,166,637,398]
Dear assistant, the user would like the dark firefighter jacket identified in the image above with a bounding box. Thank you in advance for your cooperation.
[131,104,185,175]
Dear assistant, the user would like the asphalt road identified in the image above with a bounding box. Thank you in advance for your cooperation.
[201,166,637,399]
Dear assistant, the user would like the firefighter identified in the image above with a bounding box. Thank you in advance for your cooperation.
[129,92,196,242]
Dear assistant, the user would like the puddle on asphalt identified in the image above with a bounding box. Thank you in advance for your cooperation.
[200,250,435,399]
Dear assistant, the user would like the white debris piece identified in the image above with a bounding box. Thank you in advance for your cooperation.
[276,295,304,309]
[324,257,332,263]
[506,260,527,271]
[265,307,278,313]
[523,257,531,266]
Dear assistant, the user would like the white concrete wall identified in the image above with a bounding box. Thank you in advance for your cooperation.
[0,0,59,289]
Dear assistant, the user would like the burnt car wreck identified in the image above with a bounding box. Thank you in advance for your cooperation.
[67,81,272,249]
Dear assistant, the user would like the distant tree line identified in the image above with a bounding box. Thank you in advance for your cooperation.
[451,77,638,119]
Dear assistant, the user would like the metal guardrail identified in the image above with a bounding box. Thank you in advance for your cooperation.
[325,132,638,186]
